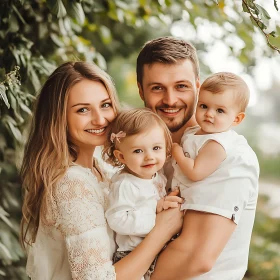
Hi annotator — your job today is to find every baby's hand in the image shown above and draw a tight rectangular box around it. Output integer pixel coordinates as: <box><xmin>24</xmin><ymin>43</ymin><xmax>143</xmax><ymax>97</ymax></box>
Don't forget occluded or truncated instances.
<box><xmin>172</xmin><ymin>143</ymin><xmax>183</xmax><ymax>159</ymax></box>
<box><xmin>156</xmin><ymin>195</ymin><xmax>184</xmax><ymax>213</ymax></box>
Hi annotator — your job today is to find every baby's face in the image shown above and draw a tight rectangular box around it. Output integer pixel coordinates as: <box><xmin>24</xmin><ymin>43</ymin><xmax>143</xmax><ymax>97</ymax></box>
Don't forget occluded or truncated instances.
<box><xmin>195</xmin><ymin>90</ymin><xmax>241</xmax><ymax>134</ymax></box>
<box><xmin>115</xmin><ymin>125</ymin><xmax>167</xmax><ymax>179</ymax></box>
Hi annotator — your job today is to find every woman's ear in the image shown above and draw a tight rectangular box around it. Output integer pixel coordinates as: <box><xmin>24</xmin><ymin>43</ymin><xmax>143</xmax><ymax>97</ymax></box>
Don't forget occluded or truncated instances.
<box><xmin>113</xmin><ymin>149</ymin><xmax>126</xmax><ymax>164</ymax></box>
<box><xmin>233</xmin><ymin>112</ymin><xmax>246</xmax><ymax>126</ymax></box>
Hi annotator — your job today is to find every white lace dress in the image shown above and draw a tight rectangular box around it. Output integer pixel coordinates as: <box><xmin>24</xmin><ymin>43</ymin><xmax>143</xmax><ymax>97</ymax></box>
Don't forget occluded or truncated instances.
<box><xmin>26</xmin><ymin>163</ymin><xmax>117</xmax><ymax>280</ymax></box>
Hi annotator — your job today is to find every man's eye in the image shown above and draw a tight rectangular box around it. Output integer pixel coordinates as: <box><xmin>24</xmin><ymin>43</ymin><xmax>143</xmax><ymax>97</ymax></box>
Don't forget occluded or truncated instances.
<box><xmin>102</xmin><ymin>102</ymin><xmax>112</xmax><ymax>108</ymax></box>
<box><xmin>217</xmin><ymin>108</ymin><xmax>224</xmax><ymax>113</ymax></box>
<box><xmin>200</xmin><ymin>104</ymin><xmax>207</xmax><ymax>109</ymax></box>
<box><xmin>133</xmin><ymin>149</ymin><xmax>143</xmax><ymax>153</ymax></box>
<box><xmin>177</xmin><ymin>84</ymin><xmax>188</xmax><ymax>89</ymax></box>
<box><xmin>151</xmin><ymin>86</ymin><xmax>163</xmax><ymax>91</ymax></box>
<box><xmin>78</xmin><ymin>108</ymin><xmax>89</xmax><ymax>113</ymax></box>
<box><xmin>153</xmin><ymin>146</ymin><xmax>161</xmax><ymax>150</ymax></box>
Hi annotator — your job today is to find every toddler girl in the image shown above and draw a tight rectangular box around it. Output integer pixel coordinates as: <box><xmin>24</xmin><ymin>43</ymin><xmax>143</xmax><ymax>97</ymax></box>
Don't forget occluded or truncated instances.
<box><xmin>103</xmin><ymin>108</ymin><xmax>183</xmax><ymax>279</ymax></box>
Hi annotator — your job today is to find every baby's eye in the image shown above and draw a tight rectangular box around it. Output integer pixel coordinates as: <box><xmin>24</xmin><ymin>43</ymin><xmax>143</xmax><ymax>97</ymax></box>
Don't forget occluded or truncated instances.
<box><xmin>153</xmin><ymin>146</ymin><xmax>161</xmax><ymax>150</ymax></box>
<box><xmin>133</xmin><ymin>149</ymin><xmax>143</xmax><ymax>153</ymax></box>
<box><xmin>217</xmin><ymin>108</ymin><xmax>224</xmax><ymax>113</ymax></box>
<box><xmin>77</xmin><ymin>107</ymin><xmax>89</xmax><ymax>113</ymax></box>
<box><xmin>199</xmin><ymin>104</ymin><xmax>207</xmax><ymax>109</ymax></box>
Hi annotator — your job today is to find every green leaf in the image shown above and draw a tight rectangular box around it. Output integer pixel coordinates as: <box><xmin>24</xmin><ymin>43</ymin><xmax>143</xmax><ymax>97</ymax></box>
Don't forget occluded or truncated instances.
<box><xmin>71</xmin><ymin>2</ymin><xmax>85</xmax><ymax>25</ymax></box>
<box><xmin>274</xmin><ymin>0</ymin><xmax>278</xmax><ymax>11</ymax></box>
<box><xmin>255</xmin><ymin>4</ymin><xmax>271</xmax><ymax>20</ymax></box>
<box><xmin>242</xmin><ymin>2</ymin><xmax>250</xmax><ymax>13</ymax></box>
<box><xmin>0</xmin><ymin>84</ymin><xmax>10</xmax><ymax>108</ymax></box>
<box><xmin>47</xmin><ymin>0</ymin><xmax>67</xmax><ymax>18</ymax></box>
<box><xmin>0</xmin><ymin>207</ymin><xmax>14</xmax><ymax>229</ymax></box>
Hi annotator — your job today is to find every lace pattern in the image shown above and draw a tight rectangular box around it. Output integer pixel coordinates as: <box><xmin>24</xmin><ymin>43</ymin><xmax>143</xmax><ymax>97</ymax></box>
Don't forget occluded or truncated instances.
<box><xmin>38</xmin><ymin>165</ymin><xmax>116</xmax><ymax>280</ymax></box>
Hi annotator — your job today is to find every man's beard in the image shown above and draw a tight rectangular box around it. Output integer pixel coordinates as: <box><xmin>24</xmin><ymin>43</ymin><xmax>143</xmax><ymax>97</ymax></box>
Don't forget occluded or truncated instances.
<box><xmin>156</xmin><ymin>104</ymin><xmax>195</xmax><ymax>133</ymax></box>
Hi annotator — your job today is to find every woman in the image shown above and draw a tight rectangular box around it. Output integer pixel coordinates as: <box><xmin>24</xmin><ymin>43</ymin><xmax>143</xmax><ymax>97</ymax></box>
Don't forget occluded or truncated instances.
<box><xmin>20</xmin><ymin>61</ymin><xmax>183</xmax><ymax>280</ymax></box>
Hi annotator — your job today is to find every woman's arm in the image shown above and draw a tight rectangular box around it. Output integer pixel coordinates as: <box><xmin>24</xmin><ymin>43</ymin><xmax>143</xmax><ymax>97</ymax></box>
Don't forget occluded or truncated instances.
<box><xmin>114</xmin><ymin>207</ymin><xmax>183</xmax><ymax>280</ymax></box>
<box><xmin>172</xmin><ymin>141</ymin><xmax>226</xmax><ymax>181</ymax></box>
<box><xmin>56</xmin><ymin>170</ymin><xmax>183</xmax><ymax>280</ymax></box>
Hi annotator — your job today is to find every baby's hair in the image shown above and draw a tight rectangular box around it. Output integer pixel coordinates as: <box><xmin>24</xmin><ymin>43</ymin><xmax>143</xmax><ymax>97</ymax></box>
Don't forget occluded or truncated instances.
<box><xmin>103</xmin><ymin>108</ymin><xmax>172</xmax><ymax>167</ymax></box>
<box><xmin>200</xmin><ymin>72</ymin><xmax>250</xmax><ymax>112</ymax></box>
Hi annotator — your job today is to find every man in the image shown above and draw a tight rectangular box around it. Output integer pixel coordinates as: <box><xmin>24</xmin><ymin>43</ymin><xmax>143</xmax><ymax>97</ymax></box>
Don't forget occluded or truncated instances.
<box><xmin>136</xmin><ymin>37</ymin><xmax>259</xmax><ymax>280</ymax></box>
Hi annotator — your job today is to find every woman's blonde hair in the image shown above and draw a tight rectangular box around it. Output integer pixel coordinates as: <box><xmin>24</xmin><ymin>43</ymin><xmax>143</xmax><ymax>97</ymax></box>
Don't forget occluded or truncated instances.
<box><xmin>103</xmin><ymin>108</ymin><xmax>172</xmax><ymax>167</ymax></box>
<box><xmin>20</xmin><ymin>61</ymin><xmax>120</xmax><ymax>248</ymax></box>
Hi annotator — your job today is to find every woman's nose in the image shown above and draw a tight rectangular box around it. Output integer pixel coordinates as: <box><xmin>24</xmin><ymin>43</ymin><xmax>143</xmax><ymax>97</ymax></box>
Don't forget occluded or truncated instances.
<box><xmin>91</xmin><ymin>111</ymin><xmax>106</xmax><ymax>126</ymax></box>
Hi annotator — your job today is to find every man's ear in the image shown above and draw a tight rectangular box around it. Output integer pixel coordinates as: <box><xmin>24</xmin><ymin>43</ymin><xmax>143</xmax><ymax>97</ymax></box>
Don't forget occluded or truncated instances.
<box><xmin>137</xmin><ymin>82</ymin><xmax>144</xmax><ymax>101</ymax></box>
<box><xmin>113</xmin><ymin>150</ymin><xmax>126</xmax><ymax>164</ymax></box>
<box><xmin>233</xmin><ymin>112</ymin><xmax>245</xmax><ymax>126</ymax></box>
<box><xmin>196</xmin><ymin>77</ymin><xmax>200</xmax><ymax>90</ymax></box>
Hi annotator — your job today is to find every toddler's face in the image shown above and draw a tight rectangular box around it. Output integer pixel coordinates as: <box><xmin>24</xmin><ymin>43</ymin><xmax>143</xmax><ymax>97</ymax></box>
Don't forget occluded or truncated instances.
<box><xmin>195</xmin><ymin>89</ymin><xmax>241</xmax><ymax>134</ymax></box>
<box><xmin>114</xmin><ymin>125</ymin><xmax>166</xmax><ymax>179</ymax></box>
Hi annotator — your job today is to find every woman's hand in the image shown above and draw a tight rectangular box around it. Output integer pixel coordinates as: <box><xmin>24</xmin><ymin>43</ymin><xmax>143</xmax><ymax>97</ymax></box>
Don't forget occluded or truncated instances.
<box><xmin>153</xmin><ymin>191</ymin><xmax>184</xmax><ymax>241</ymax></box>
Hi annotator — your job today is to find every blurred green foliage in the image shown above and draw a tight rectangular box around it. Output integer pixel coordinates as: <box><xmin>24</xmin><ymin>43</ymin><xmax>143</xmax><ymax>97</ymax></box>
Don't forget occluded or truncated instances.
<box><xmin>1</xmin><ymin>0</ymin><xmax>280</xmax><ymax>279</ymax></box>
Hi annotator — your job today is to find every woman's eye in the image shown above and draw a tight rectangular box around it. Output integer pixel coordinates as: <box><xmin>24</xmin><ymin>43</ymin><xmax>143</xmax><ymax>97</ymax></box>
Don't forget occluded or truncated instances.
<box><xmin>77</xmin><ymin>107</ymin><xmax>89</xmax><ymax>113</ymax></box>
<box><xmin>200</xmin><ymin>104</ymin><xmax>207</xmax><ymax>109</ymax></box>
<box><xmin>133</xmin><ymin>149</ymin><xmax>143</xmax><ymax>153</ymax></box>
<box><xmin>153</xmin><ymin>146</ymin><xmax>161</xmax><ymax>150</ymax></box>
<box><xmin>102</xmin><ymin>102</ymin><xmax>112</xmax><ymax>108</ymax></box>
<box><xmin>217</xmin><ymin>108</ymin><xmax>224</xmax><ymax>113</ymax></box>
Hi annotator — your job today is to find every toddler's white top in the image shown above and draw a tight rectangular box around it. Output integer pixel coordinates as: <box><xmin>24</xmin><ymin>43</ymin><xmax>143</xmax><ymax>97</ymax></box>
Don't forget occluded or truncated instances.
<box><xmin>106</xmin><ymin>172</ymin><xmax>166</xmax><ymax>252</ymax></box>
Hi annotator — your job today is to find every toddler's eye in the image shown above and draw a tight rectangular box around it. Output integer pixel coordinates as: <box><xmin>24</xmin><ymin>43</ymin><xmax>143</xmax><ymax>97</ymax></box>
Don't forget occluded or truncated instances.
<box><xmin>133</xmin><ymin>149</ymin><xmax>143</xmax><ymax>153</ymax></box>
<box><xmin>153</xmin><ymin>146</ymin><xmax>161</xmax><ymax>150</ymax></box>
<box><xmin>200</xmin><ymin>104</ymin><xmax>207</xmax><ymax>109</ymax></box>
<box><xmin>217</xmin><ymin>108</ymin><xmax>224</xmax><ymax>113</ymax></box>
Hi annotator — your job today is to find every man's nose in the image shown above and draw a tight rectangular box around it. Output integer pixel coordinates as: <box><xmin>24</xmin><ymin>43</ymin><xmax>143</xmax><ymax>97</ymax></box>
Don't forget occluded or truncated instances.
<box><xmin>162</xmin><ymin>89</ymin><xmax>177</xmax><ymax>106</ymax></box>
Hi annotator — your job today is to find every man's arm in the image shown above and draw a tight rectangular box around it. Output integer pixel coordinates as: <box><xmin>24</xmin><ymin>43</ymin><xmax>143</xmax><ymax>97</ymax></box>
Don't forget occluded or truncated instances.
<box><xmin>151</xmin><ymin>210</ymin><xmax>236</xmax><ymax>280</ymax></box>
<box><xmin>172</xmin><ymin>141</ymin><xmax>226</xmax><ymax>181</ymax></box>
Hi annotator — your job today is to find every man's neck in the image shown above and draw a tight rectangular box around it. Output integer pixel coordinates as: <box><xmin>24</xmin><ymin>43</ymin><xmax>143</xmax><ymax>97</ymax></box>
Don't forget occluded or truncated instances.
<box><xmin>172</xmin><ymin>115</ymin><xmax>198</xmax><ymax>144</ymax></box>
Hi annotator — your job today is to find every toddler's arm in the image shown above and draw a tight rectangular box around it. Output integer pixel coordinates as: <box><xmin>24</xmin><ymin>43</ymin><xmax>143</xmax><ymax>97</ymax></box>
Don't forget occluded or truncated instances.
<box><xmin>172</xmin><ymin>141</ymin><xmax>226</xmax><ymax>182</ymax></box>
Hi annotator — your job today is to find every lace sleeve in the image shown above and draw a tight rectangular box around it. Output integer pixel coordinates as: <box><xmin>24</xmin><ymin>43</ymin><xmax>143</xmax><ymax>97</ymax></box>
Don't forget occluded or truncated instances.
<box><xmin>53</xmin><ymin>168</ymin><xmax>116</xmax><ymax>280</ymax></box>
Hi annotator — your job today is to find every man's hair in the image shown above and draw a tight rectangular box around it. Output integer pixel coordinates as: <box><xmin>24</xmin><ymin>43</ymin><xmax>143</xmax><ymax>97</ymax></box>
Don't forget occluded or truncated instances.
<box><xmin>103</xmin><ymin>108</ymin><xmax>172</xmax><ymax>167</ymax></box>
<box><xmin>136</xmin><ymin>36</ymin><xmax>199</xmax><ymax>87</ymax></box>
<box><xmin>200</xmin><ymin>72</ymin><xmax>250</xmax><ymax>112</ymax></box>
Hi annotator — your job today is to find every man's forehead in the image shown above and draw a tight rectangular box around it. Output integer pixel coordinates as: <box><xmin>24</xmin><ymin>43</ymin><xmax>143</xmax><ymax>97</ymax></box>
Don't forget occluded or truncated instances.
<box><xmin>142</xmin><ymin>61</ymin><xmax>197</xmax><ymax>84</ymax></box>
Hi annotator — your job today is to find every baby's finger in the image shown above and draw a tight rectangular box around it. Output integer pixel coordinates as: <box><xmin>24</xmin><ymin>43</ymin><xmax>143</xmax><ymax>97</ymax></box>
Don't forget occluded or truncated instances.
<box><xmin>163</xmin><ymin>201</ymin><xmax>179</xmax><ymax>210</ymax></box>
<box><xmin>165</xmin><ymin>196</ymin><xmax>184</xmax><ymax>204</ymax></box>
<box><xmin>168</xmin><ymin>189</ymin><xmax>180</xmax><ymax>196</ymax></box>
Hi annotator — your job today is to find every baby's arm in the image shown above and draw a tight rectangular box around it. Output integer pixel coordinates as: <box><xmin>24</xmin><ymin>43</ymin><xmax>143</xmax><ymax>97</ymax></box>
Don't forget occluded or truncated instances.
<box><xmin>172</xmin><ymin>141</ymin><xmax>226</xmax><ymax>181</ymax></box>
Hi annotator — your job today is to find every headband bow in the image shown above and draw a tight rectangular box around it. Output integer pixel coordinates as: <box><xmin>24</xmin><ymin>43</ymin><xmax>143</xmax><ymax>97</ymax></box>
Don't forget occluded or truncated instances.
<box><xmin>110</xmin><ymin>131</ymin><xmax>126</xmax><ymax>143</ymax></box>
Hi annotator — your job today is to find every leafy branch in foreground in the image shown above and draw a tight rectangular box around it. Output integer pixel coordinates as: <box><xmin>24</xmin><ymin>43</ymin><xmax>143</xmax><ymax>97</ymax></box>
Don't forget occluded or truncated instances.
<box><xmin>0</xmin><ymin>66</ymin><xmax>21</xmax><ymax>109</ymax></box>
<box><xmin>242</xmin><ymin>0</ymin><xmax>280</xmax><ymax>53</ymax></box>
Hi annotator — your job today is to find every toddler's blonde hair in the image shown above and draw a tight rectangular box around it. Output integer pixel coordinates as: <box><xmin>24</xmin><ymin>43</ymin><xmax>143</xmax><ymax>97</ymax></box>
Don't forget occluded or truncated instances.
<box><xmin>103</xmin><ymin>108</ymin><xmax>172</xmax><ymax>167</ymax></box>
<box><xmin>200</xmin><ymin>72</ymin><xmax>250</xmax><ymax>112</ymax></box>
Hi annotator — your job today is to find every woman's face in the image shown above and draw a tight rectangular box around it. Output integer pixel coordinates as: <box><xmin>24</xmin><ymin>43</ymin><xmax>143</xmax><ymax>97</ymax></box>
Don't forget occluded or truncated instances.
<box><xmin>67</xmin><ymin>79</ymin><xmax>116</xmax><ymax>150</ymax></box>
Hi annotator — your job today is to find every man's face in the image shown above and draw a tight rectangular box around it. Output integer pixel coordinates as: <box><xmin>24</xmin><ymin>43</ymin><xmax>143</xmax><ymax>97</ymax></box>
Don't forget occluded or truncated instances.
<box><xmin>138</xmin><ymin>60</ymin><xmax>200</xmax><ymax>133</ymax></box>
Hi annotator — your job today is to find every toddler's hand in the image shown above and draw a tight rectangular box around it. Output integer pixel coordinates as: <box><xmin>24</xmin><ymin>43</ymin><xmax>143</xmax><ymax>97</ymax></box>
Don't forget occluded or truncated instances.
<box><xmin>156</xmin><ymin>194</ymin><xmax>184</xmax><ymax>213</ymax></box>
<box><xmin>172</xmin><ymin>143</ymin><xmax>183</xmax><ymax>159</ymax></box>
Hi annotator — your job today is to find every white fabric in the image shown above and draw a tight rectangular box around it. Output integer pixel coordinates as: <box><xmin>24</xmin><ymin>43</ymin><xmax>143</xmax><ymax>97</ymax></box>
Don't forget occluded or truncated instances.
<box><xmin>172</xmin><ymin>128</ymin><xmax>259</xmax><ymax>280</ymax></box>
<box><xmin>106</xmin><ymin>172</ymin><xmax>166</xmax><ymax>252</ymax></box>
<box><xmin>26</xmin><ymin>163</ymin><xmax>117</xmax><ymax>280</ymax></box>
